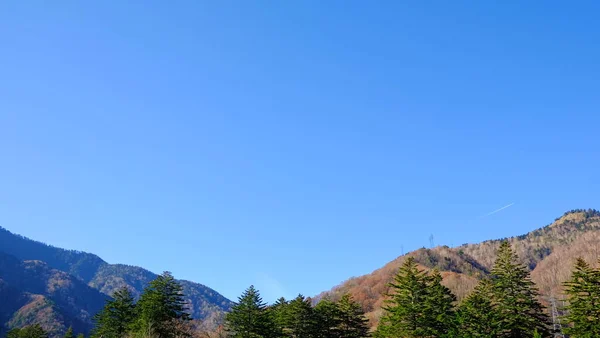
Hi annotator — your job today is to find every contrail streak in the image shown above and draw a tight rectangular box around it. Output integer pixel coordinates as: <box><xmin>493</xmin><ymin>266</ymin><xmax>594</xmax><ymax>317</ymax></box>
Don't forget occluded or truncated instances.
<box><xmin>484</xmin><ymin>202</ymin><xmax>515</xmax><ymax>217</ymax></box>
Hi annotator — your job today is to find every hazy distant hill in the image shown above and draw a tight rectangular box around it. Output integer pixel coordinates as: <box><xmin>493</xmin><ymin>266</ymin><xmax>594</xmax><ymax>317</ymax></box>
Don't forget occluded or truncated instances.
<box><xmin>317</xmin><ymin>209</ymin><xmax>600</xmax><ymax>327</ymax></box>
<box><xmin>0</xmin><ymin>227</ymin><xmax>233</xmax><ymax>335</ymax></box>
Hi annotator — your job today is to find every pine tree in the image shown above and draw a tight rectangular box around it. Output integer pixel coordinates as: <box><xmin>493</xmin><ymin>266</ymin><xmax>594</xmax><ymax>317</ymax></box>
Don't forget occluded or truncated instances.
<box><xmin>336</xmin><ymin>294</ymin><xmax>370</xmax><ymax>338</ymax></box>
<box><xmin>457</xmin><ymin>279</ymin><xmax>498</xmax><ymax>337</ymax></box>
<box><xmin>491</xmin><ymin>241</ymin><xmax>551</xmax><ymax>337</ymax></box>
<box><xmin>314</xmin><ymin>298</ymin><xmax>342</xmax><ymax>338</ymax></box>
<box><xmin>271</xmin><ymin>297</ymin><xmax>289</xmax><ymax>337</ymax></box>
<box><xmin>563</xmin><ymin>257</ymin><xmax>600</xmax><ymax>337</ymax></box>
<box><xmin>6</xmin><ymin>325</ymin><xmax>48</xmax><ymax>338</ymax></box>
<box><xmin>133</xmin><ymin>272</ymin><xmax>191</xmax><ymax>338</ymax></box>
<box><xmin>76</xmin><ymin>334</ymin><xmax>84</xmax><ymax>338</ymax></box>
<box><xmin>64</xmin><ymin>327</ymin><xmax>74</xmax><ymax>338</ymax></box>
<box><xmin>374</xmin><ymin>257</ymin><xmax>433</xmax><ymax>338</ymax></box>
<box><xmin>92</xmin><ymin>287</ymin><xmax>137</xmax><ymax>338</ymax></box>
<box><xmin>285</xmin><ymin>295</ymin><xmax>317</xmax><ymax>338</ymax></box>
<box><xmin>424</xmin><ymin>270</ymin><xmax>456</xmax><ymax>337</ymax></box>
<box><xmin>225</xmin><ymin>285</ymin><xmax>276</xmax><ymax>338</ymax></box>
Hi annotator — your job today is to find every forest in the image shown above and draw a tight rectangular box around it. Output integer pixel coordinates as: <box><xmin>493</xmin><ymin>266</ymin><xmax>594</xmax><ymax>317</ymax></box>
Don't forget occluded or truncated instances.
<box><xmin>5</xmin><ymin>241</ymin><xmax>600</xmax><ymax>338</ymax></box>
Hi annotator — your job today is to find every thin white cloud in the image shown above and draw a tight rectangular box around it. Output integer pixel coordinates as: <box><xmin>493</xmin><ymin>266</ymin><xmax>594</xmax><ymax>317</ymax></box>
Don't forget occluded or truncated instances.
<box><xmin>255</xmin><ymin>273</ymin><xmax>290</xmax><ymax>303</ymax></box>
<box><xmin>483</xmin><ymin>202</ymin><xmax>515</xmax><ymax>217</ymax></box>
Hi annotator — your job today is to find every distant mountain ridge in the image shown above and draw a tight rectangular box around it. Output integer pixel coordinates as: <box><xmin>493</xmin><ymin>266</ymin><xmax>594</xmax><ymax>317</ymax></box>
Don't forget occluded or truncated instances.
<box><xmin>317</xmin><ymin>209</ymin><xmax>600</xmax><ymax>327</ymax></box>
<box><xmin>0</xmin><ymin>227</ymin><xmax>233</xmax><ymax>336</ymax></box>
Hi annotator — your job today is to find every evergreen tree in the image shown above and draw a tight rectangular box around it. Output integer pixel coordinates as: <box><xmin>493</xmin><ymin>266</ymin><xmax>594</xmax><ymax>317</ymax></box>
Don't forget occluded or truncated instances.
<box><xmin>424</xmin><ymin>270</ymin><xmax>456</xmax><ymax>337</ymax></box>
<box><xmin>374</xmin><ymin>257</ymin><xmax>433</xmax><ymax>338</ymax></box>
<box><xmin>271</xmin><ymin>297</ymin><xmax>289</xmax><ymax>337</ymax></box>
<box><xmin>6</xmin><ymin>325</ymin><xmax>48</xmax><ymax>338</ymax></box>
<box><xmin>92</xmin><ymin>287</ymin><xmax>137</xmax><ymax>338</ymax></box>
<box><xmin>563</xmin><ymin>257</ymin><xmax>600</xmax><ymax>337</ymax></box>
<box><xmin>457</xmin><ymin>279</ymin><xmax>498</xmax><ymax>337</ymax></box>
<box><xmin>133</xmin><ymin>272</ymin><xmax>191</xmax><ymax>338</ymax></box>
<box><xmin>269</xmin><ymin>297</ymin><xmax>289</xmax><ymax>337</ymax></box>
<box><xmin>491</xmin><ymin>241</ymin><xmax>551</xmax><ymax>337</ymax></box>
<box><xmin>336</xmin><ymin>294</ymin><xmax>370</xmax><ymax>338</ymax></box>
<box><xmin>225</xmin><ymin>285</ymin><xmax>275</xmax><ymax>338</ymax></box>
<box><xmin>314</xmin><ymin>298</ymin><xmax>341</xmax><ymax>338</ymax></box>
<box><xmin>285</xmin><ymin>295</ymin><xmax>317</xmax><ymax>338</ymax></box>
<box><xmin>76</xmin><ymin>334</ymin><xmax>84</xmax><ymax>338</ymax></box>
<box><xmin>64</xmin><ymin>327</ymin><xmax>74</xmax><ymax>338</ymax></box>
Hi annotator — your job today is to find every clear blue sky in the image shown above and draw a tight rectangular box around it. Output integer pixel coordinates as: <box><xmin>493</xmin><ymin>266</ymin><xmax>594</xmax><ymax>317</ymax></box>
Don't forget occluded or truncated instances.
<box><xmin>1</xmin><ymin>1</ymin><xmax>599</xmax><ymax>303</ymax></box>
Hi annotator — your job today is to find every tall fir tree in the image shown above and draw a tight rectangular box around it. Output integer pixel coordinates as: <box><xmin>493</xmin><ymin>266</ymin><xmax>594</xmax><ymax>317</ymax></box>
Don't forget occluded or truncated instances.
<box><xmin>92</xmin><ymin>287</ymin><xmax>137</xmax><ymax>338</ymax></box>
<box><xmin>336</xmin><ymin>294</ymin><xmax>370</xmax><ymax>338</ymax></box>
<box><xmin>225</xmin><ymin>285</ymin><xmax>275</xmax><ymax>338</ymax></box>
<box><xmin>423</xmin><ymin>270</ymin><xmax>456</xmax><ymax>337</ymax></box>
<box><xmin>270</xmin><ymin>297</ymin><xmax>289</xmax><ymax>337</ymax></box>
<box><xmin>374</xmin><ymin>257</ymin><xmax>434</xmax><ymax>338</ymax></box>
<box><xmin>285</xmin><ymin>295</ymin><xmax>317</xmax><ymax>338</ymax></box>
<box><xmin>314</xmin><ymin>298</ymin><xmax>342</xmax><ymax>338</ymax></box>
<box><xmin>457</xmin><ymin>278</ymin><xmax>498</xmax><ymax>337</ymax></box>
<box><xmin>491</xmin><ymin>241</ymin><xmax>551</xmax><ymax>337</ymax></box>
<box><xmin>562</xmin><ymin>257</ymin><xmax>600</xmax><ymax>337</ymax></box>
<box><xmin>132</xmin><ymin>272</ymin><xmax>191</xmax><ymax>338</ymax></box>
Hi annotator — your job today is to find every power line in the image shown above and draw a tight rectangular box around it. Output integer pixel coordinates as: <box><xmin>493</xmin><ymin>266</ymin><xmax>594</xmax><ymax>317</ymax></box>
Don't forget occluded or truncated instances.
<box><xmin>550</xmin><ymin>296</ymin><xmax>564</xmax><ymax>338</ymax></box>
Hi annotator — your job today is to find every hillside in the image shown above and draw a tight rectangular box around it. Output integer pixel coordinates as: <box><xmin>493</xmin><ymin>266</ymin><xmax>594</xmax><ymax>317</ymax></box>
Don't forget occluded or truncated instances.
<box><xmin>0</xmin><ymin>251</ymin><xmax>108</xmax><ymax>337</ymax></box>
<box><xmin>0</xmin><ymin>227</ymin><xmax>232</xmax><ymax>335</ymax></box>
<box><xmin>317</xmin><ymin>209</ymin><xmax>600</xmax><ymax>327</ymax></box>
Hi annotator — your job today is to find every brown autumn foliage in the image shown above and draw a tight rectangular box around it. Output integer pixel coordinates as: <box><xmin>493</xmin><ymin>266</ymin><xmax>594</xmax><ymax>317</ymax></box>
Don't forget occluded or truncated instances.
<box><xmin>317</xmin><ymin>209</ymin><xmax>600</xmax><ymax>328</ymax></box>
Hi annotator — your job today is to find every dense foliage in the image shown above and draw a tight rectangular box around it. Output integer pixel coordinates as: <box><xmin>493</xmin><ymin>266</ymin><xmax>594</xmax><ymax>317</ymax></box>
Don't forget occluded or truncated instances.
<box><xmin>6</xmin><ymin>325</ymin><xmax>48</xmax><ymax>338</ymax></box>
<box><xmin>92</xmin><ymin>288</ymin><xmax>136</xmax><ymax>338</ymax></box>
<box><xmin>374</xmin><ymin>257</ymin><xmax>456</xmax><ymax>337</ymax></box>
<box><xmin>562</xmin><ymin>257</ymin><xmax>600</xmax><ymax>337</ymax></box>
<box><xmin>92</xmin><ymin>272</ymin><xmax>192</xmax><ymax>338</ymax></box>
<box><xmin>225</xmin><ymin>287</ymin><xmax>370</xmax><ymax>338</ymax></box>
<box><xmin>375</xmin><ymin>242</ymin><xmax>552</xmax><ymax>337</ymax></box>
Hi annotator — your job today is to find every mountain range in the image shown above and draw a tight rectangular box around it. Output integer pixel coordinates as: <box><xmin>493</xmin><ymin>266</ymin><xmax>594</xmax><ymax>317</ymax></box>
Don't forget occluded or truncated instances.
<box><xmin>2</xmin><ymin>209</ymin><xmax>599</xmax><ymax>335</ymax></box>
<box><xmin>0</xmin><ymin>227</ymin><xmax>232</xmax><ymax>337</ymax></box>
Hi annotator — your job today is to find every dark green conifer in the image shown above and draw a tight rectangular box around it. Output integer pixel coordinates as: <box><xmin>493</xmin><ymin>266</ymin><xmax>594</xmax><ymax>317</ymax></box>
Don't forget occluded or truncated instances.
<box><xmin>457</xmin><ymin>279</ymin><xmax>498</xmax><ymax>337</ymax></box>
<box><xmin>285</xmin><ymin>295</ymin><xmax>317</xmax><ymax>338</ymax></box>
<box><xmin>563</xmin><ymin>257</ymin><xmax>600</xmax><ymax>337</ymax></box>
<box><xmin>491</xmin><ymin>241</ymin><xmax>551</xmax><ymax>337</ymax></box>
<box><xmin>225</xmin><ymin>285</ymin><xmax>276</xmax><ymax>338</ymax></box>
<box><xmin>133</xmin><ymin>272</ymin><xmax>191</xmax><ymax>338</ymax></box>
<box><xmin>92</xmin><ymin>287</ymin><xmax>137</xmax><ymax>338</ymax></box>
<box><xmin>336</xmin><ymin>294</ymin><xmax>370</xmax><ymax>338</ymax></box>
<box><xmin>374</xmin><ymin>257</ymin><xmax>434</xmax><ymax>338</ymax></box>
<box><xmin>424</xmin><ymin>270</ymin><xmax>456</xmax><ymax>337</ymax></box>
<box><xmin>270</xmin><ymin>297</ymin><xmax>289</xmax><ymax>337</ymax></box>
<box><xmin>314</xmin><ymin>298</ymin><xmax>342</xmax><ymax>338</ymax></box>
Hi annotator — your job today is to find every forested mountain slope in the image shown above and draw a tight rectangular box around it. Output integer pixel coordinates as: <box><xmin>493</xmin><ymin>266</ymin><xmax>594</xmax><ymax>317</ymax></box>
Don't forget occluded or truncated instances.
<box><xmin>317</xmin><ymin>209</ymin><xmax>600</xmax><ymax>327</ymax></box>
<box><xmin>0</xmin><ymin>251</ymin><xmax>108</xmax><ymax>337</ymax></box>
<box><xmin>0</xmin><ymin>227</ymin><xmax>232</xmax><ymax>335</ymax></box>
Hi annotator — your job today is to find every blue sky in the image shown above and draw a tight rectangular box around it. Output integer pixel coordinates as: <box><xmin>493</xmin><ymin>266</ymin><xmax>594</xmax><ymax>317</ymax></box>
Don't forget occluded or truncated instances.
<box><xmin>1</xmin><ymin>1</ymin><xmax>599</xmax><ymax>303</ymax></box>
